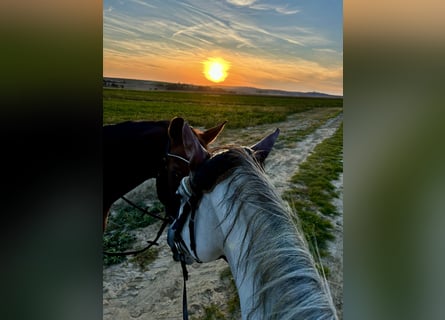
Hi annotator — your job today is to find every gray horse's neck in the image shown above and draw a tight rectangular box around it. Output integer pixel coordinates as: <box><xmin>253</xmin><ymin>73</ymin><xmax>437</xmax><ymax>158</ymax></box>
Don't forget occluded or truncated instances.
<box><xmin>210</xmin><ymin>175</ymin><xmax>338</xmax><ymax>320</ymax></box>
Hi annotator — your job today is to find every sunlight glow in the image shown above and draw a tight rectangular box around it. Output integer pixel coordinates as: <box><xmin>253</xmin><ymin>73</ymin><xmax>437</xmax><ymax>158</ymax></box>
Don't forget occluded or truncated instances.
<box><xmin>203</xmin><ymin>57</ymin><xmax>230</xmax><ymax>83</ymax></box>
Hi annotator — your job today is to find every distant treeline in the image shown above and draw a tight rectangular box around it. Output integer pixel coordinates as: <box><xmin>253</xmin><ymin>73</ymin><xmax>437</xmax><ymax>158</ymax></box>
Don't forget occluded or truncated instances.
<box><xmin>164</xmin><ymin>82</ymin><xmax>227</xmax><ymax>93</ymax></box>
<box><xmin>103</xmin><ymin>78</ymin><xmax>228</xmax><ymax>93</ymax></box>
<box><xmin>103</xmin><ymin>79</ymin><xmax>124</xmax><ymax>88</ymax></box>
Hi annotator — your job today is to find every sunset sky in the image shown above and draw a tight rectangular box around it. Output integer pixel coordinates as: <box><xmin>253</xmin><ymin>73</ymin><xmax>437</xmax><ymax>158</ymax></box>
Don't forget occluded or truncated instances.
<box><xmin>103</xmin><ymin>0</ymin><xmax>343</xmax><ymax>95</ymax></box>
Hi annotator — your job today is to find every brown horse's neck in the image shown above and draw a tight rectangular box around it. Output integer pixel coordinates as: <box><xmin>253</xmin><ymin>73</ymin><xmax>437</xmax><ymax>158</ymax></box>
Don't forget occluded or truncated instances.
<box><xmin>103</xmin><ymin>120</ymin><xmax>170</xmax><ymax>216</ymax></box>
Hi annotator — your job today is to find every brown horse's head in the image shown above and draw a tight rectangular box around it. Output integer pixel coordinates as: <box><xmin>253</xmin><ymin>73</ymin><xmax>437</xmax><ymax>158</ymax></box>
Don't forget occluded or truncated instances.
<box><xmin>156</xmin><ymin>117</ymin><xmax>226</xmax><ymax>221</ymax></box>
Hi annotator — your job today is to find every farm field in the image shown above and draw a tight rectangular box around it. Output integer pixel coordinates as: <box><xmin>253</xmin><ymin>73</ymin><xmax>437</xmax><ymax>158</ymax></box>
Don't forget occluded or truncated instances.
<box><xmin>103</xmin><ymin>89</ymin><xmax>343</xmax><ymax>319</ymax></box>
<box><xmin>103</xmin><ymin>88</ymin><xmax>342</xmax><ymax>128</ymax></box>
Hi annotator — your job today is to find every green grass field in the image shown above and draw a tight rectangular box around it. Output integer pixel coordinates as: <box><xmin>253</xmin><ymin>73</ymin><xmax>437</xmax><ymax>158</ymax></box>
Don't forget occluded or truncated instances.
<box><xmin>103</xmin><ymin>88</ymin><xmax>343</xmax><ymax>128</ymax></box>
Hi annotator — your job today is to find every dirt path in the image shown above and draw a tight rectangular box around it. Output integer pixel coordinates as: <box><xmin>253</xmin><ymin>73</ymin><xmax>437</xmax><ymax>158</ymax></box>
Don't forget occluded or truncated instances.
<box><xmin>103</xmin><ymin>108</ymin><xmax>343</xmax><ymax>319</ymax></box>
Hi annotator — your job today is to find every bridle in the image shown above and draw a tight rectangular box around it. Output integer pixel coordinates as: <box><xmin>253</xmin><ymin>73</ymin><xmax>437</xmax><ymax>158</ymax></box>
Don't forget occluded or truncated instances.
<box><xmin>167</xmin><ymin>148</ymin><xmax>248</xmax><ymax>320</ymax></box>
<box><xmin>167</xmin><ymin>176</ymin><xmax>202</xmax><ymax>265</ymax></box>
<box><xmin>165</xmin><ymin>135</ymin><xmax>202</xmax><ymax>265</ymax></box>
<box><xmin>167</xmin><ymin>147</ymin><xmax>251</xmax><ymax>264</ymax></box>
<box><xmin>166</xmin><ymin>152</ymin><xmax>190</xmax><ymax>164</ymax></box>
<box><xmin>167</xmin><ymin>176</ymin><xmax>203</xmax><ymax>320</ymax></box>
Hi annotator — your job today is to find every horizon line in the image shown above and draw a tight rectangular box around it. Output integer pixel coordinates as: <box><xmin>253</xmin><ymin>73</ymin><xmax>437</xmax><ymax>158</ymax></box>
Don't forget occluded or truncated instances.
<box><xmin>103</xmin><ymin>75</ymin><xmax>343</xmax><ymax>97</ymax></box>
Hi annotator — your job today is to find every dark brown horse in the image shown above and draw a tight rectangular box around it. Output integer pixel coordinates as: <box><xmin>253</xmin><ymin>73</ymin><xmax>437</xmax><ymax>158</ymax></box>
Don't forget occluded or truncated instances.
<box><xmin>103</xmin><ymin>117</ymin><xmax>226</xmax><ymax>231</ymax></box>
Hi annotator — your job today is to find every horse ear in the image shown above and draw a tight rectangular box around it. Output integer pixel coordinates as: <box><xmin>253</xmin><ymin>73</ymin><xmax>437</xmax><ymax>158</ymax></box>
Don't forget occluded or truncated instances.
<box><xmin>183</xmin><ymin>122</ymin><xmax>210</xmax><ymax>169</ymax></box>
<box><xmin>251</xmin><ymin>128</ymin><xmax>280</xmax><ymax>163</ymax></box>
<box><xmin>198</xmin><ymin>120</ymin><xmax>227</xmax><ymax>145</ymax></box>
<box><xmin>168</xmin><ymin>117</ymin><xmax>185</xmax><ymax>144</ymax></box>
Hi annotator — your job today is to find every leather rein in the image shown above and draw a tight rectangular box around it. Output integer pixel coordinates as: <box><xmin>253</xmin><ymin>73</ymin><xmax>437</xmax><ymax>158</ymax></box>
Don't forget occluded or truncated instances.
<box><xmin>103</xmin><ymin>151</ymin><xmax>189</xmax><ymax>257</ymax></box>
<box><xmin>103</xmin><ymin>141</ymin><xmax>198</xmax><ymax>320</ymax></box>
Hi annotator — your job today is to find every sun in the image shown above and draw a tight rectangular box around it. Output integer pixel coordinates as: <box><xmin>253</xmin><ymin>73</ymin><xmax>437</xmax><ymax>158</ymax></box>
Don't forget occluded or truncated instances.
<box><xmin>203</xmin><ymin>58</ymin><xmax>230</xmax><ymax>83</ymax></box>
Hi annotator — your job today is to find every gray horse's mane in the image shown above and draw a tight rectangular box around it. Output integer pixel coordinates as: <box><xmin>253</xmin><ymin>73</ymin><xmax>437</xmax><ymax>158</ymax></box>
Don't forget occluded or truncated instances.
<box><xmin>214</xmin><ymin>147</ymin><xmax>337</xmax><ymax>320</ymax></box>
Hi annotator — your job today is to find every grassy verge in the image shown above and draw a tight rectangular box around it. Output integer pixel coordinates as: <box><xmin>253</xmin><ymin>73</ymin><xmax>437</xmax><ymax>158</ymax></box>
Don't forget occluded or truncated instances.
<box><xmin>103</xmin><ymin>88</ymin><xmax>343</xmax><ymax>128</ymax></box>
<box><xmin>283</xmin><ymin>123</ymin><xmax>343</xmax><ymax>261</ymax></box>
<box><xmin>103</xmin><ymin>200</ymin><xmax>164</xmax><ymax>266</ymax></box>
<box><xmin>279</xmin><ymin>108</ymin><xmax>342</xmax><ymax>148</ymax></box>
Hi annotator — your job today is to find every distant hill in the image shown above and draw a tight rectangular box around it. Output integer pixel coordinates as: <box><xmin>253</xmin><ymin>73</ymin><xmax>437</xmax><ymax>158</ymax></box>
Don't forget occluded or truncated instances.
<box><xmin>217</xmin><ymin>85</ymin><xmax>342</xmax><ymax>98</ymax></box>
<box><xmin>103</xmin><ymin>77</ymin><xmax>342</xmax><ymax>98</ymax></box>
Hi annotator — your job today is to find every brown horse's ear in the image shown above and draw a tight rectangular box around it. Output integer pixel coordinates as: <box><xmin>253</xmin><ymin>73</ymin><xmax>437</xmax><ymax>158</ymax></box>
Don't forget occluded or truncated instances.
<box><xmin>251</xmin><ymin>128</ymin><xmax>280</xmax><ymax>164</ymax></box>
<box><xmin>168</xmin><ymin>117</ymin><xmax>185</xmax><ymax>144</ymax></box>
<box><xmin>197</xmin><ymin>120</ymin><xmax>227</xmax><ymax>146</ymax></box>
<box><xmin>183</xmin><ymin>122</ymin><xmax>209</xmax><ymax>170</ymax></box>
